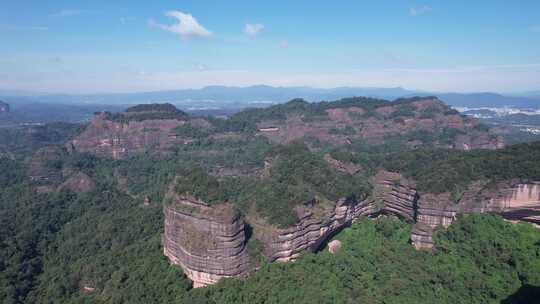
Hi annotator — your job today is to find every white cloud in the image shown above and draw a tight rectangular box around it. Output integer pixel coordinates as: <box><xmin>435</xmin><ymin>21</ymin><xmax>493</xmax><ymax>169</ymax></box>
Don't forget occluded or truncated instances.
<box><xmin>409</xmin><ymin>6</ymin><xmax>432</xmax><ymax>16</ymax></box>
<box><xmin>151</xmin><ymin>10</ymin><xmax>212</xmax><ymax>40</ymax></box>
<box><xmin>50</xmin><ymin>9</ymin><xmax>84</xmax><ymax>17</ymax></box>
<box><xmin>244</xmin><ymin>23</ymin><xmax>264</xmax><ymax>37</ymax></box>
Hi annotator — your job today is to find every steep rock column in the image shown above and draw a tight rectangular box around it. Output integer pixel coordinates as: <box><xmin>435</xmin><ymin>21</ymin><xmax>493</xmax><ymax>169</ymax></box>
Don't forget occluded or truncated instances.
<box><xmin>411</xmin><ymin>192</ymin><xmax>457</xmax><ymax>250</ymax></box>
<box><xmin>372</xmin><ymin>171</ymin><xmax>418</xmax><ymax>222</ymax></box>
<box><xmin>162</xmin><ymin>197</ymin><xmax>250</xmax><ymax>288</ymax></box>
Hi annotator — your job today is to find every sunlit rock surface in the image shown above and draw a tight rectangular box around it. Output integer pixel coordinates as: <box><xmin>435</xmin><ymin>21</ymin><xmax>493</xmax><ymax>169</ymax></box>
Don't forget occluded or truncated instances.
<box><xmin>162</xmin><ymin>193</ymin><xmax>250</xmax><ymax>288</ymax></box>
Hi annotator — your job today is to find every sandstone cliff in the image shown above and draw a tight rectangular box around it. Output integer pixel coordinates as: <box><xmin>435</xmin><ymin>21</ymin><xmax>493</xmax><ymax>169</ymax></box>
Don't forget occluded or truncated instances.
<box><xmin>163</xmin><ymin>164</ymin><xmax>539</xmax><ymax>287</ymax></box>
<box><xmin>372</xmin><ymin>171</ymin><xmax>540</xmax><ymax>249</ymax></box>
<box><xmin>249</xmin><ymin>197</ymin><xmax>375</xmax><ymax>262</ymax></box>
<box><xmin>69</xmin><ymin>112</ymin><xmax>187</xmax><ymax>159</ymax></box>
<box><xmin>412</xmin><ymin>181</ymin><xmax>540</xmax><ymax>249</ymax></box>
<box><xmin>255</xmin><ymin>97</ymin><xmax>503</xmax><ymax>150</ymax></box>
<box><xmin>162</xmin><ymin>190</ymin><xmax>250</xmax><ymax>288</ymax></box>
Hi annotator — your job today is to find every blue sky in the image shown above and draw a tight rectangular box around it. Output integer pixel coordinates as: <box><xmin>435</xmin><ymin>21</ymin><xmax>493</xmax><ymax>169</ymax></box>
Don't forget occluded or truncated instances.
<box><xmin>1</xmin><ymin>0</ymin><xmax>539</xmax><ymax>93</ymax></box>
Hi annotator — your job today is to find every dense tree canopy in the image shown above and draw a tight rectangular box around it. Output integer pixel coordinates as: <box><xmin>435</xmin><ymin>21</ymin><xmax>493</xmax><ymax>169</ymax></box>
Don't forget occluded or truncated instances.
<box><xmin>182</xmin><ymin>215</ymin><xmax>540</xmax><ymax>304</ymax></box>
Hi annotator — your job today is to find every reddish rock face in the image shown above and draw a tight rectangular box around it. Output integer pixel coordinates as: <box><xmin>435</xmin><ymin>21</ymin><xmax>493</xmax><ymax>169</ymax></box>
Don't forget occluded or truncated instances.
<box><xmin>250</xmin><ymin>198</ymin><xmax>376</xmax><ymax>262</ymax></box>
<box><xmin>371</xmin><ymin>173</ymin><xmax>540</xmax><ymax>250</ymax></box>
<box><xmin>69</xmin><ymin>113</ymin><xmax>188</xmax><ymax>159</ymax></box>
<box><xmin>162</xmin><ymin>191</ymin><xmax>250</xmax><ymax>288</ymax></box>
<box><xmin>161</xmin><ymin>168</ymin><xmax>540</xmax><ymax>287</ymax></box>
<box><xmin>256</xmin><ymin>97</ymin><xmax>502</xmax><ymax>150</ymax></box>
<box><xmin>328</xmin><ymin>240</ymin><xmax>342</xmax><ymax>254</ymax></box>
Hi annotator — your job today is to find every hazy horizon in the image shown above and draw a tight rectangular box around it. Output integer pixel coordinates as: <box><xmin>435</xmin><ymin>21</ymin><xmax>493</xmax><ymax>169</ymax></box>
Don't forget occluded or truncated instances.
<box><xmin>1</xmin><ymin>1</ymin><xmax>540</xmax><ymax>94</ymax></box>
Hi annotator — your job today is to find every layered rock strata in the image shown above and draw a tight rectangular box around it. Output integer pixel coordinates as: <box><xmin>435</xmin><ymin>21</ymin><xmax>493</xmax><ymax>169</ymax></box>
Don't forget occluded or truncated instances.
<box><xmin>250</xmin><ymin>197</ymin><xmax>376</xmax><ymax>262</ymax></box>
<box><xmin>163</xmin><ymin>168</ymin><xmax>540</xmax><ymax>287</ymax></box>
<box><xmin>411</xmin><ymin>182</ymin><xmax>540</xmax><ymax>249</ymax></box>
<box><xmin>367</xmin><ymin>171</ymin><xmax>540</xmax><ymax>249</ymax></box>
<box><xmin>255</xmin><ymin>97</ymin><xmax>503</xmax><ymax>150</ymax></box>
<box><xmin>162</xmin><ymin>195</ymin><xmax>250</xmax><ymax>288</ymax></box>
<box><xmin>69</xmin><ymin>112</ymin><xmax>187</xmax><ymax>159</ymax></box>
<box><xmin>371</xmin><ymin>171</ymin><xmax>418</xmax><ymax>222</ymax></box>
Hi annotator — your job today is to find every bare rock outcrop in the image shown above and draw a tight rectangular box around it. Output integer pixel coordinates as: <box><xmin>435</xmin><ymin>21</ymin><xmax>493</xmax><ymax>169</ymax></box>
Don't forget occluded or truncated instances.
<box><xmin>250</xmin><ymin>198</ymin><xmax>375</xmax><ymax>262</ymax></box>
<box><xmin>371</xmin><ymin>171</ymin><xmax>418</xmax><ymax>222</ymax></box>
<box><xmin>413</xmin><ymin>181</ymin><xmax>540</xmax><ymax>249</ymax></box>
<box><xmin>256</xmin><ymin>97</ymin><xmax>502</xmax><ymax>150</ymax></box>
<box><xmin>69</xmin><ymin>113</ymin><xmax>186</xmax><ymax>159</ymax></box>
<box><xmin>162</xmin><ymin>166</ymin><xmax>539</xmax><ymax>287</ymax></box>
<box><xmin>162</xmin><ymin>194</ymin><xmax>250</xmax><ymax>288</ymax></box>
<box><xmin>368</xmin><ymin>171</ymin><xmax>540</xmax><ymax>249</ymax></box>
<box><xmin>328</xmin><ymin>240</ymin><xmax>342</xmax><ymax>254</ymax></box>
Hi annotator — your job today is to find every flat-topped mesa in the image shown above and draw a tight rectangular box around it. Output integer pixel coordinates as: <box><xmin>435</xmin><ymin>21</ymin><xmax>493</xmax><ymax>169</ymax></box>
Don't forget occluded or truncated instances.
<box><xmin>250</xmin><ymin>197</ymin><xmax>376</xmax><ymax>262</ymax></box>
<box><xmin>246</xmin><ymin>96</ymin><xmax>503</xmax><ymax>150</ymax></box>
<box><xmin>162</xmin><ymin>190</ymin><xmax>250</xmax><ymax>288</ymax></box>
<box><xmin>68</xmin><ymin>103</ymin><xmax>196</xmax><ymax>159</ymax></box>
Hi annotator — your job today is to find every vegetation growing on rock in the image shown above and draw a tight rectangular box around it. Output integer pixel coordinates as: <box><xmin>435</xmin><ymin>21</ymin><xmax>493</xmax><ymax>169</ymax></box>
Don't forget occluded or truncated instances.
<box><xmin>172</xmin><ymin>142</ymin><xmax>371</xmax><ymax>227</ymax></box>
<box><xmin>182</xmin><ymin>215</ymin><xmax>540</xmax><ymax>303</ymax></box>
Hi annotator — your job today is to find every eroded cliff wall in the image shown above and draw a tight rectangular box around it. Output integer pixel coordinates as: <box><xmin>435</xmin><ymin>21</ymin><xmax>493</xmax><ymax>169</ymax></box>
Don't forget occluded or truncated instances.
<box><xmin>69</xmin><ymin>113</ymin><xmax>186</xmax><ymax>159</ymax></box>
<box><xmin>162</xmin><ymin>195</ymin><xmax>250</xmax><ymax>288</ymax></box>
<box><xmin>365</xmin><ymin>171</ymin><xmax>540</xmax><ymax>250</ymax></box>
<box><xmin>411</xmin><ymin>182</ymin><xmax>540</xmax><ymax>249</ymax></box>
<box><xmin>162</xmin><ymin>169</ymin><xmax>540</xmax><ymax>287</ymax></box>
<box><xmin>250</xmin><ymin>197</ymin><xmax>376</xmax><ymax>262</ymax></box>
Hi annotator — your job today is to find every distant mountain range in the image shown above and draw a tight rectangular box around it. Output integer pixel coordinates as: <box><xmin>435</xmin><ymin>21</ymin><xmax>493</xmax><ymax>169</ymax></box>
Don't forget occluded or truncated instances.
<box><xmin>1</xmin><ymin>85</ymin><xmax>539</xmax><ymax>110</ymax></box>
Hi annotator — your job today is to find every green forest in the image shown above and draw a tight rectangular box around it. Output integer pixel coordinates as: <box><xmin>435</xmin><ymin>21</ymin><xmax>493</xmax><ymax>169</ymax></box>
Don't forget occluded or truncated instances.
<box><xmin>2</xmin><ymin>162</ymin><xmax>538</xmax><ymax>304</ymax></box>
<box><xmin>2</xmin><ymin>101</ymin><xmax>540</xmax><ymax>303</ymax></box>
